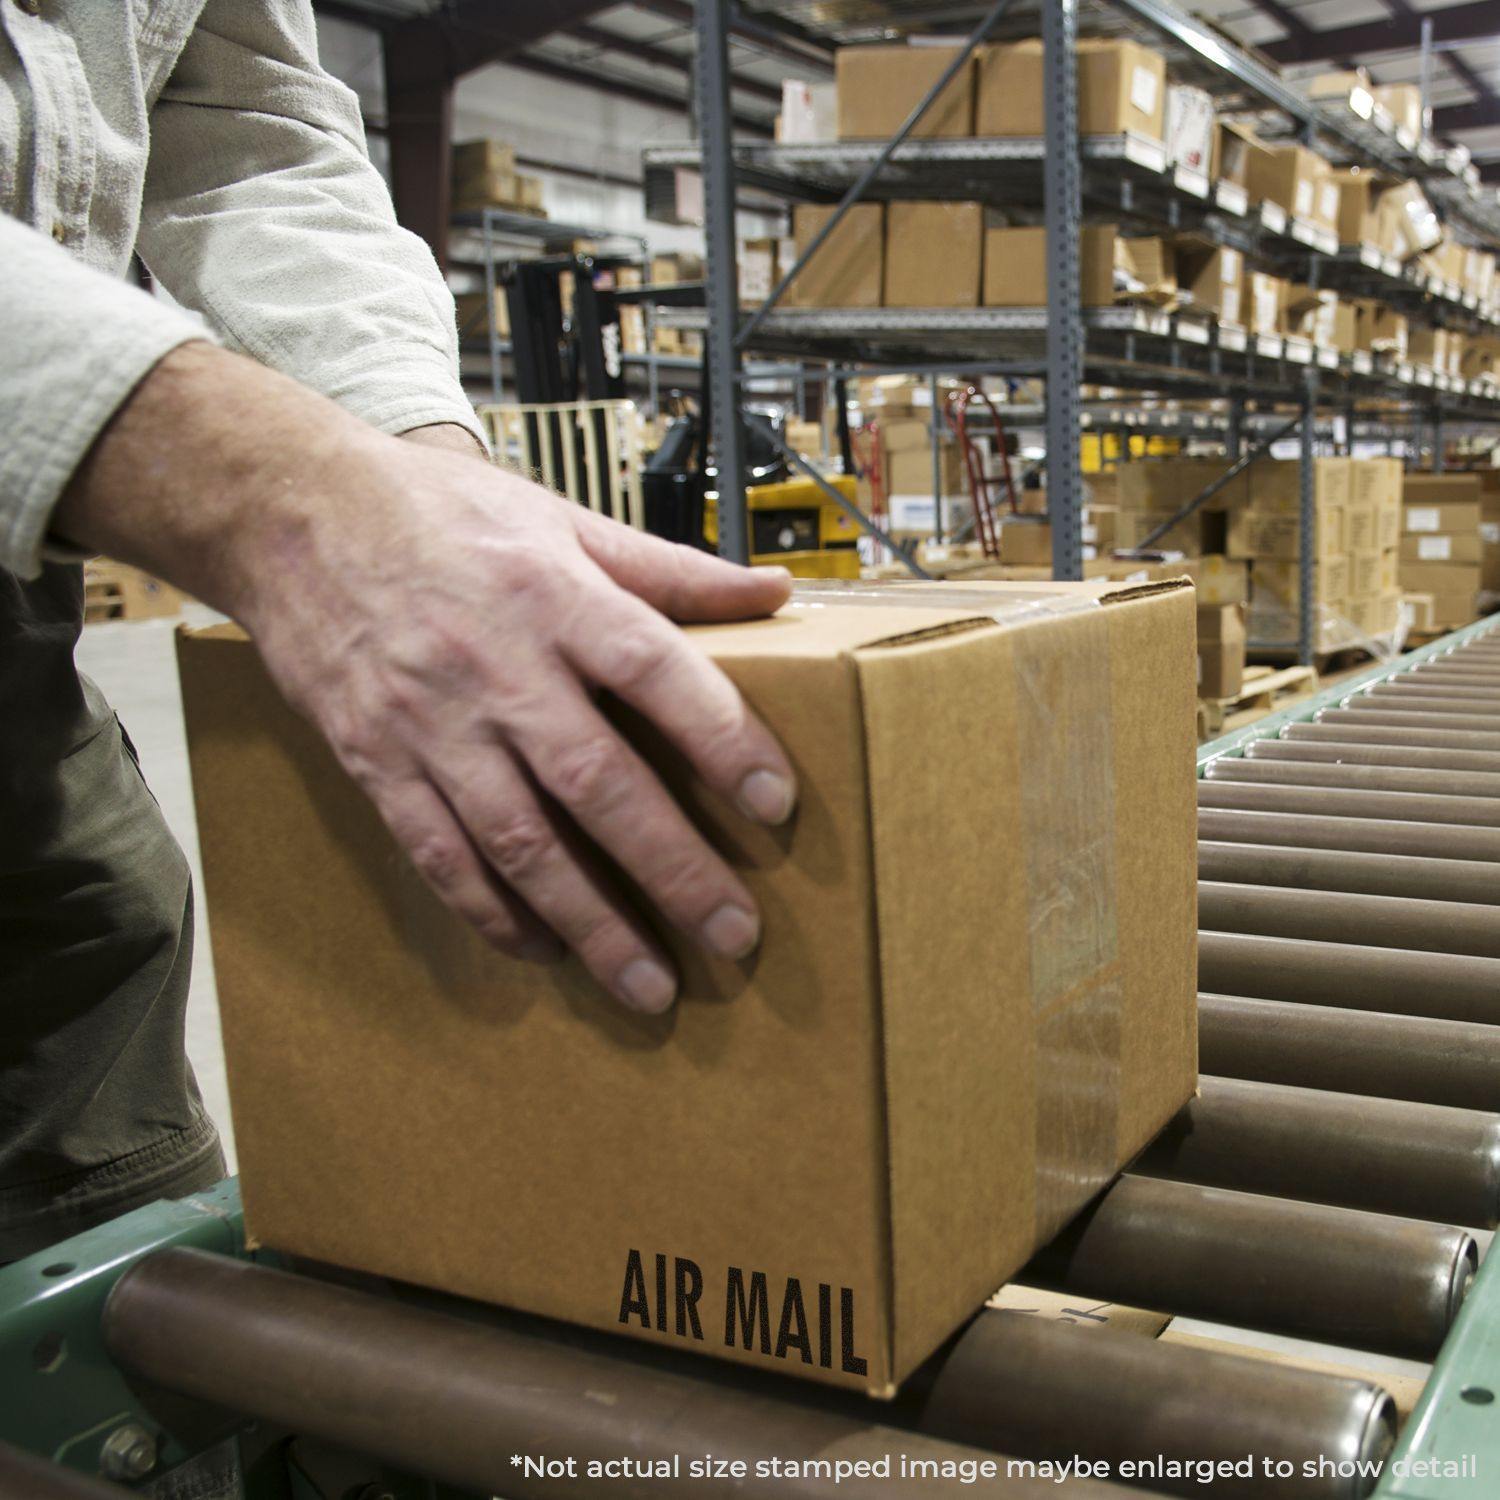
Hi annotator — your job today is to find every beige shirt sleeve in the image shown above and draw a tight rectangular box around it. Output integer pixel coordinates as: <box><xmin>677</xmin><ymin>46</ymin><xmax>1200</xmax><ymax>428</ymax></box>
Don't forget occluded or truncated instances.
<box><xmin>0</xmin><ymin>215</ymin><xmax>212</xmax><ymax>579</ymax></box>
<box><xmin>136</xmin><ymin>0</ymin><xmax>485</xmax><ymax>448</ymax></box>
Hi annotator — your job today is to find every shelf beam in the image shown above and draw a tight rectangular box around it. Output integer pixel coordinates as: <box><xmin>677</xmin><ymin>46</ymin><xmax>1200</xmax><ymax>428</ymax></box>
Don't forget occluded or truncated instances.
<box><xmin>1260</xmin><ymin>0</ymin><xmax>1499</xmax><ymax>66</ymax></box>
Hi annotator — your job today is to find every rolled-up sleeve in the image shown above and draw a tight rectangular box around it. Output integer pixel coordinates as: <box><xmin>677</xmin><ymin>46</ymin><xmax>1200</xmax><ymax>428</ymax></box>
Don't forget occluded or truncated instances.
<box><xmin>137</xmin><ymin>0</ymin><xmax>484</xmax><ymax>448</ymax></box>
<box><xmin>0</xmin><ymin>216</ymin><xmax>212</xmax><ymax>579</ymax></box>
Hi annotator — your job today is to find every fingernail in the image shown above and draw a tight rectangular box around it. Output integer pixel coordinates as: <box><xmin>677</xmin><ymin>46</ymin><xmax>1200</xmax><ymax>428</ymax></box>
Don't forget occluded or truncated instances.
<box><xmin>759</xmin><ymin>565</ymin><xmax>794</xmax><ymax>583</ymax></box>
<box><xmin>616</xmin><ymin>956</ymin><xmax>677</xmax><ymax>1014</ymax></box>
<box><xmin>738</xmin><ymin>768</ymin><xmax>796</xmax><ymax>825</ymax></box>
<box><xmin>517</xmin><ymin>934</ymin><xmax>564</xmax><ymax>964</ymax></box>
<box><xmin>702</xmin><ymin>902</ymin><xmax>760</xmax><ymax>960</ymax></box>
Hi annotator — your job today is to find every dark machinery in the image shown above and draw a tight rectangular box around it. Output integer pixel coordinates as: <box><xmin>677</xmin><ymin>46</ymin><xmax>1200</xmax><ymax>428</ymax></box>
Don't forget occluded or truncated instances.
<box><xmin>7</xmin><ymin>617</ymin><xmax>1500</xmax><ymax>1500</ymax></box>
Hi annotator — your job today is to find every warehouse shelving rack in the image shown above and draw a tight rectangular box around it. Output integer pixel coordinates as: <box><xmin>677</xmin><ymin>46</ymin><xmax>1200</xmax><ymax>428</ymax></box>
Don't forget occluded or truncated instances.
<box><xmin>671</xmin><ymin>0</ymin><xmax>1500</xmax><ymax>662</ymax></box>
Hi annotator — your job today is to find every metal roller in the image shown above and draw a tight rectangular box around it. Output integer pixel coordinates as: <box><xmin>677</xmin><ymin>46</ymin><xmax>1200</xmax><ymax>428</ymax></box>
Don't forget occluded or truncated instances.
<box><xmin>1197</xmin><ymin>805</ymin><xmax>1500</xmax><ymax>862</ymax></box>
<box><xmin>1284</xmin><ymin>722</ymin><xmax>1500</xmax><ymax>751</ymax></box>
<box><xmin>1197</xmin><ymin>930</ymin><xmax>1500</xmax><ymax>1025</ymax></box>
<box><xmin>1372</xmin><ymin>681</ymin><xmax>1500</xmax><ymax>706</ymax></box>
<box><xmin>1401</xmin><ymin>668</ymin><xmax>1500</xmax><ymax>688</ymax></box>
<box><xmin>102</xmin><ymin>1251</ymin><xmax>1124</xmax><ymax>1500</ymax></box>
<box><xmin>1247</xmin><ymin>739</ymin><xmax>1500</xmax><ymax>774</ymax></box>
<box><xmin>1341</xmin><ymin>695</ymin><xmax>1500</xmax><ymax>720</ymax></box>
<box><xmin>1197</xmin><ymin>839</ymin><xmax>1500</xmax><ymax>904</ymax></box>
<box><xmin>1206</xmin><ymin>756</ymin><xmax>1500</xmax><ymax>800</ymax></box>
<box><xmin>1197</xmin><ymin>879</ymin><xmax>1500</xmax><ymax>958</ymax></box>
<box><xmin>1199</xmin><ymin>778</ymin><xmax>1500</xmax><ymax>828</ymax></box>
<box><xmin>1132</xmin><ymin>1075</ymin><xmax>1500</xmax><ymax>1228</ymax></box>
<box><xmin>1318</xmin><ymin>707</ymin><xmax>1500</xmax><ymax>732</ymax></box>
<box><xmin>1022</xmin><ymin>1176</ymin><xmax>1475</xmax><ymax>1362</ymax></box>
<box><xmin>910</xmin><ymin>1309</ymin><xmax>1396</xmax><ymax>1500</ymax></box>
<box><xmin>0</xmin><ymin>1443</ymin><xmax>129</xmax><ymax>1500</ymax></box>
<box><xmin>1198</xmin><ymin>994</ymin><xmax>1500</xmax><ymax>1111</ymax></box>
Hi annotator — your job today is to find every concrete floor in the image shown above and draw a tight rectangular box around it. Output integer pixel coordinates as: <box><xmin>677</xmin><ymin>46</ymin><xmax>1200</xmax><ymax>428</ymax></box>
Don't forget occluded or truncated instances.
<box><xmin>73</xmin><ymin>611</ymin><xmax>1450</xmax><ymax>1395</ymax></box>
<box><xmin>76</xmin><ymin>608</ymin><xmax>237</xmax><ymax>1171</ymax></box>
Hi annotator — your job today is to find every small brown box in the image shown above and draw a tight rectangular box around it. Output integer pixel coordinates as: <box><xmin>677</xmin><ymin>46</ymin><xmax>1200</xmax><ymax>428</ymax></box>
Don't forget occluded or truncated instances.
<box><xmin>784</xmin><ymin>203</ymin><xmax>884</xmax><ymax>308</ymax></box>
<box><xmin>983</xmin><ymin>224</ymin><xmax>1115</xmax><ymax>307</ymax></box>
<box><xmin>884</xmin><ymin>202</ymin><xmax>983</xmax><ymax>308</ymax></box>
<box><xmin>836</xmin><ymin>45</ymin><xmax>974</xmax><ymax>140</ymax></box>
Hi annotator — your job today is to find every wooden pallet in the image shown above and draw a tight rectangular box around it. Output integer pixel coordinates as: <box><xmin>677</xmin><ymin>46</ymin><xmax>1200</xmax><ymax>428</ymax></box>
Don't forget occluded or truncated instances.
<box><xmin>1198</xmin><ymin>664</ymin><xmax>1320</xmax><ymax>740</ymax></box>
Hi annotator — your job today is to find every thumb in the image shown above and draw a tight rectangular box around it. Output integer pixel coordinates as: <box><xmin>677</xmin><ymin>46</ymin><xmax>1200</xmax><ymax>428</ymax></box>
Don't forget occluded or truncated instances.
<box><xmin>569</xmin><ymin>506</ymin><xmax>792</xmax><ymax>623</ymax></box>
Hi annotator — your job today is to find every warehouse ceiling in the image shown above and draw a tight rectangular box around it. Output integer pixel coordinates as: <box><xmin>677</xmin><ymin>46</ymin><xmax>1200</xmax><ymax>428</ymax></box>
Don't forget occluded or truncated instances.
<box><xmin>314</xmin><ymin>0</ymin><xmax>1500</xmax><ymax>179</ymax></box>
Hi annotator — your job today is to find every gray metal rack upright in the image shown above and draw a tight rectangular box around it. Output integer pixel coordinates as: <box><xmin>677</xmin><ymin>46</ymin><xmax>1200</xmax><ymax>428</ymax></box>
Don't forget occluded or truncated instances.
<box><xmin>677</xmin><ymin>0</ymin><xmax>1500</xmax><ymax>662</ymax></box>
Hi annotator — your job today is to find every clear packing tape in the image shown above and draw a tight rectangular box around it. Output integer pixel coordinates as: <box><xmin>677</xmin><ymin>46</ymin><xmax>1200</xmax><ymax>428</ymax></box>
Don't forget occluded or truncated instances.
<box><xmin>792</xmin><ymin>575</ymin><xmax>1123</xmax><ymax>1243</ymax></box>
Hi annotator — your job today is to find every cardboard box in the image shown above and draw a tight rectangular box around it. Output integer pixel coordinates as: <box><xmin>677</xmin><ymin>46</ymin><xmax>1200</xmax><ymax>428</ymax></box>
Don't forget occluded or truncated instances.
<box><xmin>1197</xmin><ymin>603</ymin><xmax>1246</xmax><ymax>698</ymax></box>
<box><xmin>1399</xmin><ymin>561</ymin><xmax>1483</xmax><ymax>596</ymax></box>
<box><xmin>1346</xmin><ymin>506</ymin><xmax>1379</xmax><ymax>552</ymax></box>
<box><xmin>1165</xmin><ymin>85</ymin><xmax>1213</xmax><ymax>174</ymax></box>
<box><xmin>1349</xmin><ymin>592</ymin><xmax>1401</xmax><ymax>636</ymax></box>
<box><xmin>885</xmin><ymin>202</ymin><xmax>983</xmax><ymax>308</ymax></box>
<box><xmin>887</xmin><ymin>494</ymin><xmax>972</xmax><ymax>538</ymax></box>
<box><xmin>1411</xmin><ymin>590</ymin><xmax>1480</xmax><ymax>631</ymax></box>
<box><xmin>1227</xmin><ymin>509</ymin><xmax>1343</xmax><ymax>562</ymax></box>
<box><xmin>785</xmin><ymin>203</ymin><xmax>884</xmax><ymax>308</ymax></box>
<box><xmin>1118</xmin><ymin>459</ymin><xmax>1250</xmax><ymax>512</ymax></box>
<box><xmin>1379</xmin><ymin>182</ymin><xmax>1442</xmax><ymax>259</ymax></box>
<box><xmin>1115</xmin><ymin>509</ymin><xmax>1206</xmax><ymax>556</ymax></box>
<box><xmin>885</xmin><ymin>445</ymin><xmax>964</xmax><ymax>495</ymax></box>
<box><xmin>1212</xmin><ymin>122</ymin><xmax>1256</xmax><ymax>187</ymax></box>
<box><xmin>1115</xmin><ymin>237</ymin><xmax>1176</xmax><ymax>305</ymax></box>
<box><xmin>837</xmin><ymin>46</ymin><xmax>974</xmax><ymax>139</ymax></box>
<box><xmin>1375</xmin><ymin>83</ymin><xmax>1425</xmax><ymax>139</ymax></box>
<box><xmin>1174</xmin><ymin>242</ymin><xmax>1243</xmax><ymax>324</ymax></box>
<box><xmin>1354</xmin><ymin>302</ymin><xmax>1407</xmax><ymax>359</ymax></box>
<box><xmin>1403</xmin><ymin>501</ymin><xmax>1482</xmax><ymax>534</ymax></box>
<box><xmin>779</xmin><ymin>80</ymin><xmax>837</xmax><ymax>143</ymax></box>
<box><xmin>983</xmin><ymin>224</ymin><xmax>1115</xmax><ymax>307</ymax></box>
<box><xmin>1332</xmin><ymin>170</ymin><xmax>1382</xmax><ymax>246</ymax></box>
<box><xmin>738</xmin><ymin>238</ymin><xmax>781</xmax><ymax>306</ymax></box>
<box><xmin>1245</xmin><ymin>141</ymin><xmax>1333</xmax><ymax>227</ymax></box>
<box><xmin>996</xmin><ymin>517</ymin><xmax>1055</xmax><ymax>566</ymax></box>
<box><xmin>1403</xmin><ymin>474</ymin><xmax>1483</xmax><ymax>506</ymax></box>
<box><xmin>1400</xmin><ymin>534</ymin><xmax>1484</xmax><ymax>565</ymax></box>
<box><xmin>1348</xmin><ymin>548</ymin><xmax>1387</xmax><ymax>600</ymax></box>
<box><xmin>977</xmin><ymin>39</ymin><xmax>1165</xmax><ymax>140</ymax></box>
<box><xmin>1252</xmin><ymin>557</ymin><xmax>1349</xmax><ymax>609</ymax></box>
<box><xmin>1355</xmin><ymin>458</ymin><xmax>1403</xmax><ymax>510</ymax></box>
<box><xmin>1247</xmin><ymin>273</ymin><xmax>1283</xmax><ymax>337</ymax></box>
<box><xmin>1182</xmin><ymin>554</ymin><xmax>1250</xmax><ymax>605</ymax></box>
<box><xmin>450</xmin><ymin>142</ymin><xmax>546</xmax><ymax>214</ymax></box>
<box><xmin>178</xmin><ymin>583</ymin><xmax>1200</xmax><ymax>1397</ymax></box>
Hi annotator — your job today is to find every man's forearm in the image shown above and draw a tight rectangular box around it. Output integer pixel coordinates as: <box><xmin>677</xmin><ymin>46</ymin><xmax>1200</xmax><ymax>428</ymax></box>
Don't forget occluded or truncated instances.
<box><xmin>51</xmin><ymin>341</ymin><xmax>387</xmax><ymax>622</ymax></box>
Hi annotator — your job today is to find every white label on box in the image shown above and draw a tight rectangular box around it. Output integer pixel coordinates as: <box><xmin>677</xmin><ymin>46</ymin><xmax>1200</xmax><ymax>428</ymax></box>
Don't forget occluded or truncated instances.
<box><xmin>1295</xmin><ymin>179</ymin><xmax>1313</xmax><ymax>216</ymax></box>
<box><xmin>1405</xmin><ymin>507</ymin><xmax>1440</xmax><ymax>533</ymax></box>
<box><xmin>1418</xmin><ymin>536</ymin><xmax>1453</xmax><ymax>560</ymax></box>
<box><xmin>1131</xmin><ymin>66</ymin><xmax>1158</xmax><ymax>117</ymax></box>
<box><xmin>1483</xmin><ymin>522</ymin><xmax>1500</xmax><ymax>544</ymax></box>
<box><xmin>1222</xmin><ymin>249</ymin><xmax>1241</xmax><ymax>282</ymax></box>
<box><xmin>1318</xmin><ymin>182</ymin><xmax>1339</xmax><ymax>223</ymax></box>
<box><xmin>1221</xmin><ymin>286</ymin><xmax>1241</xmax><ymax>325</ymax></box>
<box><xmin>1082</xmin><ymin>523</ymin><xmax>1098</xmax><ymax>544</ymax></box>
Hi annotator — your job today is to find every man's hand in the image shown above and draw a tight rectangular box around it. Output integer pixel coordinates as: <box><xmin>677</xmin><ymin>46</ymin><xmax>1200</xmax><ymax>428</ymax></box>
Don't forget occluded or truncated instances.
<box><xmin>54</xmin><ymin>343</ymin><xmax>797</xmax><ymax>1012</ymax></box>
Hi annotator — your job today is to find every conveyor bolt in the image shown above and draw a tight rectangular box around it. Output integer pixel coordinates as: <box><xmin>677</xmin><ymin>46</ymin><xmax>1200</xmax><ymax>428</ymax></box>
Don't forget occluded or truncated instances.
<box><xmin>99</xmin><ymin>1423</ymin><xmax>156</xmax><ymax>1481</ymax></box>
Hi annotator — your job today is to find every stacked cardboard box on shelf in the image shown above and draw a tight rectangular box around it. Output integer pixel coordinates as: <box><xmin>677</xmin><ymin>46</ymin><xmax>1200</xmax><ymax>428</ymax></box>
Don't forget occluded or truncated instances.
<box><xmin>1400</xmin><ymin>473</ymin><xmax>1485</xmax><ymax>630</ymax></box>
<box><xmin>1483</xmin><ymin>473</ymin><xmax>1500</xmax><ymax>598</ymax></box>
<box><xmin>450</xmin><ymin>140</ymin><xmax>546</xmax><ymax>217</ymax></box>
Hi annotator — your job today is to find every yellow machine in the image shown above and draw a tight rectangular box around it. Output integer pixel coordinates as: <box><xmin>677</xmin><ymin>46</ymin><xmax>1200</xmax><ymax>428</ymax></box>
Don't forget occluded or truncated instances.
<box><xmin>704</xmin><ymin>474</ymin><xmax>863</xmax><ymax>579</ymax></box>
